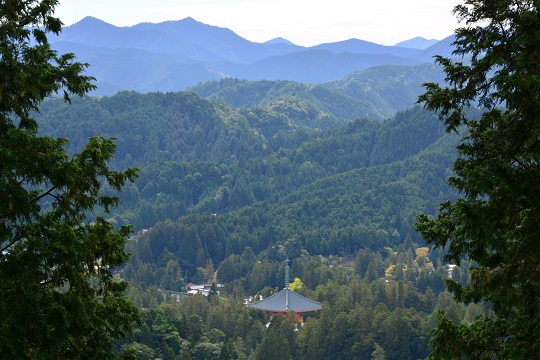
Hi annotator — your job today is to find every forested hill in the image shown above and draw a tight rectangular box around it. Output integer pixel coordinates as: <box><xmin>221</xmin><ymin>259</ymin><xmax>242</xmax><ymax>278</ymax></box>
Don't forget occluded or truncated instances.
<box><xmin>36</xmin><ymin>89</ymin><xmax>468</xmax><ymax>358</ymax></box>
<box><xmin>36</xmin><ymin>90</ymin><xmax>458</xmax><ymax>259</ymax></box>
<box><xmin>189</xmin><ymin>63</ymin><xmax>445</xmax><ymax>121</ymax></box>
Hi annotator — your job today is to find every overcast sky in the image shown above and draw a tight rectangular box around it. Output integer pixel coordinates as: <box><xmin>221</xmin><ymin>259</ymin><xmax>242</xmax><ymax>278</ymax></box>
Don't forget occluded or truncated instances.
<box><xmin>55</xmin><ymin>0</ymin><xmax>460</xmax><ymax>47</ymax></box>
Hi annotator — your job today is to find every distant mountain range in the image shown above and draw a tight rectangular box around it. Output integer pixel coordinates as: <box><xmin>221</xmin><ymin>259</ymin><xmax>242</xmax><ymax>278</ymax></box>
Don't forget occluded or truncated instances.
<box><xmin>49</xmin><ymin>17</ymin><xmax>455</xmax><ymax>96</ymax></box>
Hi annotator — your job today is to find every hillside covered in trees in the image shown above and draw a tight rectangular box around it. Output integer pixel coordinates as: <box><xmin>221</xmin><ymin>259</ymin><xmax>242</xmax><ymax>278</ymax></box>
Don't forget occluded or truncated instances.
<box><xmin>32</xmin><ymin>86</ymin><xmax>480</xmax><ymax>359</ymax></box>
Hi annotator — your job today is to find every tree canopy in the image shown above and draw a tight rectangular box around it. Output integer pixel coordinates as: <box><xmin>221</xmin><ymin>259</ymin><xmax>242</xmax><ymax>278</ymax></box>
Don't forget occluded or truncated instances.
<box><xmin>416</xmin><ymin>0</ymin><xmax>540</xmax><ymax>358</ymax></box>
<box><xmin>0</xmin><ymin>1</ymin><xmax>139</xmax><ymax>358</ymax></box>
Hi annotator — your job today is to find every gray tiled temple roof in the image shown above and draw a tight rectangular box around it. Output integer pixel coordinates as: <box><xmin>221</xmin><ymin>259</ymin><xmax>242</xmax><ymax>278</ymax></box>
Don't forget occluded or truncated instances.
<box><xmin>247</xmin><ymin>288</ymin><xmax>322</xmax><ymax>313</ymax></box>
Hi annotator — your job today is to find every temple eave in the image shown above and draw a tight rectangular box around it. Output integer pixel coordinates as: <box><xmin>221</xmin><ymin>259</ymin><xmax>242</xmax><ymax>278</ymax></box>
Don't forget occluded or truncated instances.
<box><xmin>247</xmin><ymin>288</ymin><xmax>322</xmax><ymax>314</ymax></box>
<box><xmin>247</xmin><ymin>307</ymin><xmax>321</xmax><ymax>314</ymax></box>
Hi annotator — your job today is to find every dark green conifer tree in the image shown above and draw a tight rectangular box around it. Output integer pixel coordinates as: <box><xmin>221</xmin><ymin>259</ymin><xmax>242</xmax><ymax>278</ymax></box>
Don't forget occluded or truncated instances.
<box><xmin>416</xmin><ymin>1</ymin><xmax>540</xmax><ymax>358</ymax></box>
<box><xmin>0</xmin><ymin>1</ymin><xmax>139</xmax><ymax>358</ymax></box>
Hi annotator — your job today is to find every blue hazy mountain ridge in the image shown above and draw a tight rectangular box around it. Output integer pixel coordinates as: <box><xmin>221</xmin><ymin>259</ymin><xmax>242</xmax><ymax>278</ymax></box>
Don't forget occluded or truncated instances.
<box><xmin>49</xmin><ymin>16</ymin><xmax>454</xmax><ymax>96</ymax></box>
<box><xmin>213</xmin><ymin>49</ymin><xmax>422</xmax><ymax>83</ymax></box>
<box><xmin>413</xmin><ymin>35</ymin><xmax>456</xmax><ymax>62</ymax></box>
<box><xmin>56</xmin><ymin>16</ymin><xmax>305</xmax><ymax>63</ymax></box>
<box><xmin>50</xmin><ymin>41</ymin><xmax>221</xmax><ymax>93</ymax></box>
<box><xmin>311</xmin><ymin>38</ymin><xmax>420</xmax><ymax>57</ymax></box>
<box><xmin>394</xmin><ymin>36</ymin><xmax>439</xmax><ymax>49</ymax></box>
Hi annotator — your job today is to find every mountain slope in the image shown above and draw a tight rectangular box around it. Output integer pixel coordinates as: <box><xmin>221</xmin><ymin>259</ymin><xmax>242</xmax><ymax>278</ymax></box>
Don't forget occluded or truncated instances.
<box><xmin>190</xmin><ymin>78</ymin><xmax>389</xmax><ymax>122</ymax></box>
<box><xmin>190</xmin><ymin>63</ymin><xmax>446</xmax><ymax>121</ymax></box>
<box><xmin>322</xmin><ymin>62</ymin><xmax>446</xmax><ymax>116</ymax></box>
<box><xmin>413</xmin><ymin>35</ymin><xmax>457</xmax><ymax>62</ymax></box>
<box><xmin>35</xmin><ymin>90</ymin><xmax>458</xmax><ymax>249</ymax></box>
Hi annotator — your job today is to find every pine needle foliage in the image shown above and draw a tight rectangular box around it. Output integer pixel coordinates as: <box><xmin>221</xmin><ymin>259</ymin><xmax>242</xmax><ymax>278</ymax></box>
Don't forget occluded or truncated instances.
<box><xmin>0</xmin><ymin>1</ymin><xmax>140</xmax><ymax>358</ymax></box>
<box><xmin>416</xmin><ymin>1</ymin><xmax>540</xmax><ymax>358</ymax></box>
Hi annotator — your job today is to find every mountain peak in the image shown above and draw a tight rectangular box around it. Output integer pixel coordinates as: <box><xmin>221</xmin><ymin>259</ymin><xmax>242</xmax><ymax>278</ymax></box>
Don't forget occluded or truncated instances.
<box><xmin>181</xmin><ymin>16</ymin><xmax>200</xmax><ymax>24</ymax></box>
<box><xmin>265</xmin><ymin>37</ymin><xmax>296</xmax><ymax>46</ymax></box>
<box><xmin>394</xmin><ymin>37</ymin><xmax>438</xmax><ymax>50</ymax></box>
<box><xmin>73</xmin><ymin>16</ymin><xmax>114</xmax><ymax>27</ymax></box>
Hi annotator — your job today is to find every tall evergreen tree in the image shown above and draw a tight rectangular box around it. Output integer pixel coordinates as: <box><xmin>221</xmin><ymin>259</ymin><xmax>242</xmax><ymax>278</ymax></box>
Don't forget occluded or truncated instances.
<box><xmin>416</xmin><ymin>0</ymin><xmax>540</xmax><ymax>358</ymax></box>
<box><xmin>0</xmin><ymin>0</ymin><xmax>139</xmax><ymax>358</ymax></box>
<box><xmin>254</xmin><ymin>328</ymin><xmax>292</xmax><ymax>360</ymax></box>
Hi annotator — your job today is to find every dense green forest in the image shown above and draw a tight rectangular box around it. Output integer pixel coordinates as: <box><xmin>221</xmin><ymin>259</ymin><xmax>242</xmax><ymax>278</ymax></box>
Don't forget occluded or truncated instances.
<box><xmin>188</xmin><ymin>63</ymin><xmax>446</xmax><ymax>122</ymax></box>
<box><xmin>35</xmin><ymin>86</ymin><xmax>476</xmax><ymax>359</ymax></box>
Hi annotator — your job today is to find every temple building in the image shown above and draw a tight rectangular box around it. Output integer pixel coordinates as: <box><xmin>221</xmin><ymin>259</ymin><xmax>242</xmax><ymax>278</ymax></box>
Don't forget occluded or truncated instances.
<box><xmin>247</xmin><ymin>260</ymin><xmax>322</xmax><ymax>321</ymax></box>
